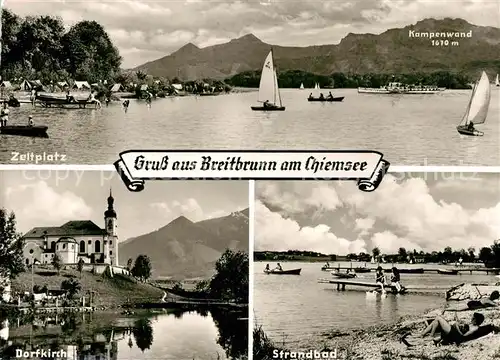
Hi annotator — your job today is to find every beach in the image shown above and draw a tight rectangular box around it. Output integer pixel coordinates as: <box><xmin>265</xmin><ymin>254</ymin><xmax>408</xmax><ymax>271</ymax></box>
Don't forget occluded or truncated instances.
<box><xmin>323</xmin><ymin>306</ymin><xmax>500</xmax><ymax>360</ymax></box>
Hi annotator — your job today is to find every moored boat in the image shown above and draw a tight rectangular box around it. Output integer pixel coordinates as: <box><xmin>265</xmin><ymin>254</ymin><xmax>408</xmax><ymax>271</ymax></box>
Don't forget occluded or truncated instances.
<box><xmin>398</xmin><ymin>268</ymin><xmax>424</xmax><ymax>274</ymax></box>
<box><xmin>331</xmin><ymin>272</ymin><xmax>356</xmax><ymax>279</ymax></box>
<box><xmin>437</xmin><ymin>269</ymin><xmax>459</xmax><ymax>275</ymax></box>
<box><xmin>264</xmin><ymin>268</ymin><xmax>301</xmax><ymax>275</ymax></box>
<box><xmin>321</xmin><ymin>266</ymin><xmax>337</xmax><ymax>271</ymax></box>
<box><xmin>0</xmin><ymin>125</ymin><xmax>48</xmax><ymax>137</ymax></box>
<box><xmin>251</xmin><ymin>49</ymin><xmax>285</xmax><ymax>111</ymax></box>
<box><xmin>354</xmin><ymin>267</ymin><xmax>371</xmax><ymax>273</ymax></box>
<box><xmin>456</xmin><ymin>71</ymin><xmax>490</xmax><ymax>136</ymax></box>
<box><xmin>358</xmin><ymin>82</ymin><xmax>443</xmax><ymax>94</ymax></box>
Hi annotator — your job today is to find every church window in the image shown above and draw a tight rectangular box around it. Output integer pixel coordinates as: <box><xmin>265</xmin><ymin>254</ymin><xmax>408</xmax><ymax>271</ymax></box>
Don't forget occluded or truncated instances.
<box><xmin>110</xmin><ymin>251</ymin><xmax>113</xmax><ymax>255</ymax></box>
<box><xmin>80</xmin><ymin>241</ymin><xmax>85</xmax><ymax>253</ymax></box>
<box><xmin>63</xmin><ymin>244</ymin><xmax>66</xmax><ymax>249</ymax></box>
<box><xmin>29</xmin><ymin>249</ymin><xmax>34</xmax><ymax>254</ymax></box>
<box><xmin>110</xmin><ymin>241</ymin><xmax>112</xmax><ymax>245</ymax></box>
<box><xmin>95</xmin><ymin>240</ymin><xmax>101</xmax><ymax>253</ymax></box>
<box><xmin>51</xmin><ymin>242</ymin><xmax>56</xmax><ymax>251</ymax></box>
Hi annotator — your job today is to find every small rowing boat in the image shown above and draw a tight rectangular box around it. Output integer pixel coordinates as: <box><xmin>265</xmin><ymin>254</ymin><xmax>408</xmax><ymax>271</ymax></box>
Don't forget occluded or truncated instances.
<box><xmin>437</xmin><ymin>269</ymin><xmax>459</xmax><ymax>275</ymax></box>
<box><xmin>0</xmin><ymin>125</ymin><xmax>48</xmax><ymax>137</ymax></box>
<box><xmin>307</xmin><ymin>96</ymin><xmax>344</xmax><ymax>102</ymax></box>
<box><xmin>332</xmin><ymin>272</ymin><xmax>356</xmax><ymax>279</ymax></box>
<box><xmin>264</xmin><ymin>268</ymin><xmax>301</xmax><ymax>275</ymax></box>
<box><xmin>354</xmin><ymin>267</ymin><xmax>371</xmax><ymax>273</ymax></box>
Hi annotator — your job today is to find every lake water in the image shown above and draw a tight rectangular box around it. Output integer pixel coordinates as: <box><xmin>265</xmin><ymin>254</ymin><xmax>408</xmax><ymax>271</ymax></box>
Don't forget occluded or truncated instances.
<box><xmin>0</xmin><ymin>308</ymin><xmax>248</xmax><ymax>359</ymax></box>
<box><xmin>253</xmin><ymin>261</ymin><xmax>498</xmax><ymax>349</ymax></box>
<box><xmin>1</xmin><ymin>88</ymin><xmax>499</xmax><ymax>165</ymax></box>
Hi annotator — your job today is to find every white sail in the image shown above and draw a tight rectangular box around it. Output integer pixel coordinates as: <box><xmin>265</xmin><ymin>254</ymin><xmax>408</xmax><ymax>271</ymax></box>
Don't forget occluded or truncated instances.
<box><xmin>461</xmin><ymin>71</ymin><xmax>491</xmax><ymax>126</ymax></box>
<box><xmin>272</xmin><ymin>69</ymin><xmax>282</xmax><ymax>107</ymax></box>
<box><xmin>314</xmin><ymin>83</ymin><xmax>321</xmax><ymax>97</ymax></box>
<box><xmin>496</xmin><ymin>74</ymin><xmax>499</xmax><ymax>86</ymax></box>
<box><xmin>257</xmin><ymin>50</ymin><xmax>280</xmax><ymax>106</ymax></box>
<box><xmin>300</xmin><ymin>83</ymin><xmax>304</xmax><ymax>89</ymax></box>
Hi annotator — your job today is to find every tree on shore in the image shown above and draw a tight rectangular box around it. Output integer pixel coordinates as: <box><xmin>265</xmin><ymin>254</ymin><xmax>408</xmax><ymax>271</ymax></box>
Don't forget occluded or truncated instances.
<box><xmin>77</xmin><ymin>258</ymin><xmax>85</xmax><ymax>278</ymax></box>
<box><xmin>372</xmin><ymin>247</ymin><xmax>380</xmax><ymax>262</ymax></box>
<box><xmin>61</xmin><ymin>278</ymin><xmax>81</xmax><ymax>300</ymax></box>
<box><xmin>209</xmin><ymin>249</ymin><xmax>248</xmax><ymax>302</ymax></box>
<box><xmin>131</xmin><ymin>255</ymin><xmax>152</xmax><ymax>282</ymax></box>
<box><xmin>0</xmin><ymin>208</ymin><xmax>25</xmax><ymax>283</ymax></box>
<box><xmin>1</xmin><ymin>9</ymin><xmax>121</xmax><ymax>84</ymax></box>
<box><xmin>52</xmin><ymin>254</ymin><xmax>62</xmax><ymax>274</ymax></box>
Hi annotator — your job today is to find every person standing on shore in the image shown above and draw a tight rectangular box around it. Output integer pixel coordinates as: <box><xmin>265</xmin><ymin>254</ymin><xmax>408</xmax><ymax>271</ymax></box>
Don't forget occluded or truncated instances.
<box><xmin>0</xmin><ymin>103</ymin><xmax>10</xmax><ymax>127</ymax></box>
<box><xmin>30</xmin><ymin>88</ymin><xmax>37</xmax><ymax>107</ymax></box>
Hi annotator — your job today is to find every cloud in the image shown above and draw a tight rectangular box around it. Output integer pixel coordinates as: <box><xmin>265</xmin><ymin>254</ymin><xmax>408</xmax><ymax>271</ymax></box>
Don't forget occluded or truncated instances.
<box><xmin>150</xmin><ymin>198</ymin><xmax>229</xmax><ymax>222</ymax></box>
<box><xmin>255</xmin><ymin>200</ymin><xmax>367</xmax><ymax>254</ymax></box>
<box><xmin>256</xmin><ymin>175</ymin><xmax>500</xmax><ymax>254</ymax></box>
<box><xmin>7</xmin><ymin>0</ymin><xmax>498</xmax><ymax>68</ymax></box>
<box><xmin>3</xmin><ymin>181</ymin><xmax>92</xmax><ymax>232</ymax></box>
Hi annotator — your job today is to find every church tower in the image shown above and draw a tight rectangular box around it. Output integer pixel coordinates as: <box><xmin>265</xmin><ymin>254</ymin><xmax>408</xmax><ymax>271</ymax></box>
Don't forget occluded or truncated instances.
<box><xmin>104</xmin><ymin>188</ymin><xmax>118</xmax><ymax>266</ymax></box>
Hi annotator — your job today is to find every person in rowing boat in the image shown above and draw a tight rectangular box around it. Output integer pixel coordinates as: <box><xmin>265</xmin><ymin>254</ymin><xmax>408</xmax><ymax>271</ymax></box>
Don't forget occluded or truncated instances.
<box><xmin>327</xmin><ymin>92</ymin><xmax>334</xmax><ymax>100</ymax></box>
<box><xmin>319</xmin><ymin>93</ymin><xmax>325</xmax><ymax>100</ymax></box>
<box><xmin>265</xmin><ymin>264</ymin><xmax>270</xmax><ymax>272</ymax></box>
<box><xmin>0</xmin><ymin>103</ymin><xmax>9</xmax><ymax>127</ymax></box>
<box><xmin>390</xmin><ymin>267</ymin><xmax>402</xmax><ymax>293</ymax></box>
<box><xmin>263</xmin><ymin>100</ymin><xmax>273</xmax><ymax>109</ymax></box>
<box><xmin>401</xmin><ymin>312</ymin><xmax>484</xmax><ymax>347</ymax></box>
<box><xmin>28</xmin><ymin>115</ymin><xmax>34</xmax><ymax>127</ymax></box>
<box><xmin>66</xmin><ymin>90</ymin><xmax>76</xmax><ymax>104</ymax></box>
<box><xmin>444</xmin><ymin>291</ymin><xmax>500</xmax><ymax>312</ymax></box>
<box><xmin>308</xmin><ymin>93</ymin><xmax>313</xmax><ymax>99</ymax></box>
<box><xmin>468</xmin><ymin>121</ymin><xmax>475</xmax><ymax>132</ymax></box>
<box><xmin>275</xmin><ymin>263</ymin><xmax>283</xmax><ymax>271</ymax></box>
<box><xmin>375</xmin><ymin>266</ymin><xmax>386</xmax><ymax>292</ymax></box>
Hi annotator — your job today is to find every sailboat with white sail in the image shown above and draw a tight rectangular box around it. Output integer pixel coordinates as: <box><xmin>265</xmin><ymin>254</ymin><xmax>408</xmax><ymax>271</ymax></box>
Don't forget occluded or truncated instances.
<box><xmin>251</xmin><ymin>49</ymin><xmax>285</xmax><ymax>111</ymax></box>
<box><xmin>495</xmin><ymin>74</ymin><xmax>499</xmax><ymax>87</ymax></box>
<box><xmin>299</xmin><ymin>83</ymin><xmax>304</xmax><ymax>90</ymax></box>
<box><xmin>456</xmin><ymin>71</ymin><xmax>491</xmax><ymax>137</ymax></box>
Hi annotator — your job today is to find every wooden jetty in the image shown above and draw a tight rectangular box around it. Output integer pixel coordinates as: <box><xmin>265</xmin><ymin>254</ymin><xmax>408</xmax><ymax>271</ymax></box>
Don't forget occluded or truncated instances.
<box><xmin>319</xmin><ymin>278</ymin><xmax>448</xmax><ymax>292</ymax></box>
<box><xmin>327</xmin><ymin>266</ymin><xmax>500</xmax><ymax>275</ymax></box>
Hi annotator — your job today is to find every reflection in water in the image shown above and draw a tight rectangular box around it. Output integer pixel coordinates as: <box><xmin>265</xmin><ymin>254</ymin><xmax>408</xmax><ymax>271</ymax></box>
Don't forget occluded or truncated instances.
<box><xmin>0</xmin><ymin>307</ymin><xmax>247</xmax><ymax>359</ymax></box>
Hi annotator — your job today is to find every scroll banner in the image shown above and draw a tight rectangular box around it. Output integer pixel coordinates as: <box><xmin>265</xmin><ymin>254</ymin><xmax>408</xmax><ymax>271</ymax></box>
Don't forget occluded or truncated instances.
<box><xmin>114</xmin><ymin>150</ymin><xmax>390</xmax><ymax>192</ymax></box>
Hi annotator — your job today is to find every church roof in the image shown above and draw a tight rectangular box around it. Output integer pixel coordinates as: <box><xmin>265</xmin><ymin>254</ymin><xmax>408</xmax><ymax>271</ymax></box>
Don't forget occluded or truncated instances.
<box><xmin>57</xmin><ymin>237</ymin><xmax>77</xmax><ymax>243</ymax></box>
<box><xmin>24</xmin><ymin>220</ymin><xmax>106</xmax><ymax>238</ymax></box>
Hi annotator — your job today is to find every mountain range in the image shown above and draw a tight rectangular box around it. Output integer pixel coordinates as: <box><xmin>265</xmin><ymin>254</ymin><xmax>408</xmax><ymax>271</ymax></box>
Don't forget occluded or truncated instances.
<box><xmin>118</xmin><ymin>208</ymin><xmax>249</xmax><ymax>279</ymax></box>
<box><xmin>134</xmin><ymin>18</ymin><xmax>500</xmax><ymax>80</ymax></box>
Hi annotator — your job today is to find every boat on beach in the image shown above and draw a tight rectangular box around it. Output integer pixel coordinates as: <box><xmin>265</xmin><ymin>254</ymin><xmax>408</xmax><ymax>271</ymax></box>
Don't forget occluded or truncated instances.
<box><xmin>456</xmin><ymin>71</ymin><xmax>491</xmax><ymax>137</ymax></box>
<box><xmin>0</xmin><ymin>125</ymin><xmax>48</xmax><ymax>138</ymax></box>
<box><xmin>264</xmin><ymin>268</ymin><xmax>301</xmax><ymax>275</ymax></box>
<box><xmin>437</xmin><ymin>269</ymin><xmax>459</xmax><ymax>275</ymax></box>
<box><xmin>357</xmin><ymin>82</ymin><xmax>444</xmax><ymax>94</ymax></box>
<box><xmin>446</xmin><ymin>283</ymin><xmax>500</xmax><ymax>301</ymax></box>
<box><xmin>251</xmin><ymin>49</ymin><xmax>285</xmax><ymax>111</ymax></box>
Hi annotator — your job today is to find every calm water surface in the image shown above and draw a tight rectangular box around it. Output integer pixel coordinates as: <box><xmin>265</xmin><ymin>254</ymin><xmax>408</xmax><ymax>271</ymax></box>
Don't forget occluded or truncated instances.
<box><xmin>0</xmin><ymin>308</ymin><xmax>247</xmax><ymax>359</ymax></box>
<box><xmin>1</xmin><ymin>88</ymin><xmax>499</xmax><ymax>165</ymax></box>
<box><xmin>254</xmin><ymin>261</ymin><xmax>498</xmax><ymax>349</ymax></box>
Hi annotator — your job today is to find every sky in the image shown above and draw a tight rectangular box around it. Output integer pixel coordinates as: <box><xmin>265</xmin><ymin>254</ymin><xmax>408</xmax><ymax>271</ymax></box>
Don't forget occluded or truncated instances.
<box><xmin>255</xmin><ymin>172</ymin><xmax>500</xmax><ymax>255</ymax></box>
<box><xmin>0</xmin><ymin>170</ymin><xmax>248</xmax><ymax>241</ymax></box>
<box><xmin>5</xmin><ymin>0</ymin><xmax>500</xmax><ymax>68</ymax></box>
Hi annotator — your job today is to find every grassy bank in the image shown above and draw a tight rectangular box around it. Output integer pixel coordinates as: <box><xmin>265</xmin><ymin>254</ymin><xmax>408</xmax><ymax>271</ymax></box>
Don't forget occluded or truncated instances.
<box><xmin>12</xmin><ymin>268</ymin><xmax>164</xmax><ymax>308</ymax></box>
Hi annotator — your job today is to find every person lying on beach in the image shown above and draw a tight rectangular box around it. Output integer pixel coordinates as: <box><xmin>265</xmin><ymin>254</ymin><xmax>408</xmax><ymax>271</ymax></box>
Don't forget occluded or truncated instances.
<box><xmin>444</xmin><ymin>291</ymin><xmax>500</xmax><ymax>312</ymax></box>
<box><xmin>401</xmin><ymin>312</ymin><xmax>484</xmax><ymax>347</ymax></box>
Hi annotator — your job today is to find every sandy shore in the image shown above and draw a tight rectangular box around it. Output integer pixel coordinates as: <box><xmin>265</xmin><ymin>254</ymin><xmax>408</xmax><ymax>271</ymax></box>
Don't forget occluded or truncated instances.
<box><xmin>321</xmin><ymin>306</ymin><xmax>500</xmax><ymax>360</ymax></box>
